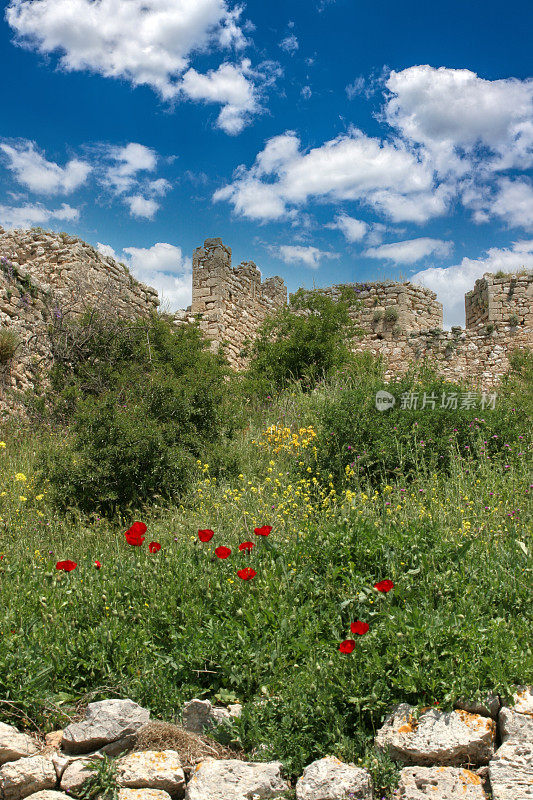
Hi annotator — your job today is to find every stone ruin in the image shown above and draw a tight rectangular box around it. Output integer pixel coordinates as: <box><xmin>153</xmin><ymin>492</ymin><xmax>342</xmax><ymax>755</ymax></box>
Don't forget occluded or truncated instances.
<box><xmin>176</xmin><ymin>238</ymin><xmax>533</xmax><ymax>387</ymax></box>
<box><xmin>0</xmin><ymin>229</ymin><xmax>532</xmax><ymax>411</ymax></box>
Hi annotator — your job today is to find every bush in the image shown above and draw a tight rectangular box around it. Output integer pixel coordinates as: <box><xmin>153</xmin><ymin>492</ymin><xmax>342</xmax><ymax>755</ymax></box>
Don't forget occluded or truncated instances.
<box><xmin>383</xmin><ymin>307</ymin><xmax>399</xmax><ymax>323</ymax></box>
<box><xmin>40</xmin><ymin>314</ymin><xmax>234</xmax><ymax>516</ymax></box>
<box><xmin>243</xmin><ymin>289</ymin><xmax>359</xmax><ymax>395</ymax></box>
<box><xmin>301</xmin><ymin>367</ymin><xmax>531</xmax><ymax>488</ymax></box>
<box><xmin>0</xmin><ymin>328</ymin><xmax>18</xmax><ymax>364</ymax></box>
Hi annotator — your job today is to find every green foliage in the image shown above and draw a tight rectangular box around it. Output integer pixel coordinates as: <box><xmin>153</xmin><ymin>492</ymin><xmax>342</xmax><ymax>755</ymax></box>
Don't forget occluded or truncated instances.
<box><xmin>509</xmin><ymin>313</ymin><xmax>520</xmax><ymax>327</ymax></box>
<box><xmin>0</xmin><ymin>329</ymin><xmax>18</xmax><ymax>364</ymax></box>
<box><xmin>37</xmin><ymin>313</ymin><xmax>233</xmax><ymax>515</ymax></box>
<box><xmin>243</xmin><ymin>289</ymin><xmax>359</xmax><ymax>395</ymax></box>
<box><xmin>76</xmin><ymin>756</ymin><xmax>119</xmax><ymax>800</ymax></box>
<box><xmin>299</xmin><ymin>367</ymin><xmax>531</xmax><ymax>488</ymax></box>
<box><xmin>383</xmin><ymin>307</ymin><xmax>399</xmax><ymax>323</ymax></box>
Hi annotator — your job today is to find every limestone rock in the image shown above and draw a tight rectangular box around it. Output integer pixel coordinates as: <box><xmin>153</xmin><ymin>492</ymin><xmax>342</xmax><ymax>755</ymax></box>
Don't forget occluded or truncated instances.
<box><xmin>119</xmin><ymin>789</ymin><xmax>172</xmax><ymax>800</ymax></box>
<box><xmin>59</xmin><ymin>759</ymin><xmax>94</xmax><ymax>793</ymax></box>
<box><xmin>181</xmin><ymin>701</ymin><xmax>239</xmax><ymax>735</ymax></box>
<box><xmin>375</xmin><ymin>704</ymin><xmax>496</xmax><ymax>766</ymax></box>
<box><xmin>395</xmin><ymin>766</ymin><xmax>486</xmax><ymax>798</ymax></box>
<box><xmin>0</xmin><ymin>722</ymin><xmax>39</xmax><ymax>765</ymax></box>
<box><xmin>23</xmin><ymin>793</ymin><xmax>68</xmax><ymax>800</ymax></box>
<box><xmin>117</xmin><ymin>751</ymin><xmax>185</xmax><ymax>797</ymax></box>
<box><xmin>488</xmin><ymin>739</ymin><xmax>533</xmax><ymax>799</ymax></box>
<box><xmin>499</xmin><ymin>708</ymin><xmax>533</xmax><ymax>744</ymax></box>
<box><xmin>295</xmin><ymin>756</ymin><xmax>373</xmax><ymax>799</ymax></box>
<box><xmin>0</xmin><ymin>754</ymin><xmax>57</xmax><ymax>800</ymax></box>
<box><xmin>511</xmin><ymin>687</ymin><xmax>533</xmax><ymax>716</ymax></box>
<box><xmin>185</xmin><ymin>759</ymin><xmax>289</xmax><ymax>800</ymax></box>
<box><xmin>455</xmin><ymin>695</ymin><xmax>501</xmax><ymax>719</ymax></box>
<box><xmin>43</xmin><ymin>733</ymin><xmax>63</xmax><ymax>751</ymax></box>
<box><xmin>61</xmin><ymin>699</ymin><xmax>150</xmax><ymax>754</ymax></box>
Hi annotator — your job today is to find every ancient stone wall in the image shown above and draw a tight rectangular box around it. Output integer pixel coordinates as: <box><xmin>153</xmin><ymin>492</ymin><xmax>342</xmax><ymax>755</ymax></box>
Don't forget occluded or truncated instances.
<box><xmin>465</xmin><ymin>272</ymin><xmax>533</xmax><ymax>329</ymax></box>
<box><xmin>177</xmin><ymin>237</ymin><xmax>287</xmax><ymax>367</ymax></box>
<box><xmin>180</xmin><ymin>238</ymin><xmax>532</xmax><ymax>388</ymax></box>
<box><xmin>0</xmin><ymin>227</ymin><xmax>159</xmax><ymax>406</ymax></box>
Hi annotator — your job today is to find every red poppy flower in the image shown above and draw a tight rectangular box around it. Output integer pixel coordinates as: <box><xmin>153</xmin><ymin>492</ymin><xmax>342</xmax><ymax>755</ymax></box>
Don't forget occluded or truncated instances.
<box><xmin>148</xmin><ymin>542</ymin><xmax>161</xmax><ymax>553</ymax></box>
<box><xmin>339</xmin><ymin>639</ymin><xmax>356</xmax><ymax>653</ymax></box>
<box><xmin>374</xmin><ymin>579</ymin><xmax>394</xmax><ymax>593</ymax></box>
<box><xmin>215</xmin><ymin>546</ymin><xmax>231</xmax><ymax>559</ymax></box>
<box><xmin>94</xmin><ymin>560</ymin><xmax>102</xmax><ymax>569</ymax></box>
<box><xmin>238</xmin><ymin>541</ymin><xmax>254</xmax><ymax>552</ymax></box>
<box><xmin>237</xmin><ymin>567</ymin><xmax>257</xmax><ymax>581</ymax></box>
<box><xmin>125</xmin><ymin>521</ymin><xmax>147</xmax><ymax>546</ymax></box>
<box><xmin>254</xmin><ymin>525</ymin><xmax>272</xmax><ymax>537</ymax></box>
<box><xmin>56</xmin><ymin>560</ymin><xmax>77</xmax><ymax>572</ymax></box>
<box><xmin>350</xmin><ymin>620</ymin><xmax>369</xmax><ymax>636</ymax></box>
<box><xmin>198</xmin><ymin>529</ymin><xmax>214</xmax><ymax>543</ymax></box>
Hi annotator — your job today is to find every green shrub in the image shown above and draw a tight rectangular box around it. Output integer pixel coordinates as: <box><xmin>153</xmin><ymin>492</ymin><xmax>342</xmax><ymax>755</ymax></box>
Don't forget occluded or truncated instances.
<box><xmin>0</xmin><ymin>328</ymin><xmax>18</xmax><ymax>364</ymax></box>
<box><xmin>509</xmin><ymin>313</ymin><xmax>520</xmax><ymax>327</ymax></box>
<box><xmin>383</xmin><ymin>307</ymin><xmax>399</xmax><ymax>323</ymax></box>
<box><xmin>39</xmin><ymin>314</ymin><xmax>234</xmax><ymax>516</ymax></box>
<box><xmin>243</xmin><ymin>289</ymin><xmax>359</xmax><ymax>395</ymax></box>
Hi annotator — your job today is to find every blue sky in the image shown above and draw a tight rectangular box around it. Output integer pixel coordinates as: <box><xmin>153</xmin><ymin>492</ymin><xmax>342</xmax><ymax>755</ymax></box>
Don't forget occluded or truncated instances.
<box><xmin>1</xmin><ymin>0</ymin><xmax>532</xmax><ymax>325</ymax></box>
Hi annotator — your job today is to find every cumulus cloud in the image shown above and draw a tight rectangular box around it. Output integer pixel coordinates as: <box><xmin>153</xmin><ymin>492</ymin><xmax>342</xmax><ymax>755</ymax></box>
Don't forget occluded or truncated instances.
<box><xmin>329</xmin><ymin>213</ymin><xmax>368</xmax><ymax>242</ymax></box>
<box><xmin>489</xmin><ymin>178</ymin><xmax>533</xmax><ymax>230</ymax></box>
<box><xmin>0</xmin><ymin>140</ymin><xmax>91</xmax><ymax>194</ymax></box>
<box><xmin>412</xmin><ymin>241</ymin><xmax>533</xmax><ymax>326</ymax></box>
<box><xmin>364</xmin><ymin>237</ymin><xmax>453</xmax><ymax>264</ymax></box>
<box><xmin>104</xmin><ymin>143</ymin><xmax>158</xmax><ymax>194</ymax></box>
<box><xmin>385</xmin><ymin>65</ymin><xmax>533</xmax><ymax>175</ymax></box>
<box><xmin>97</xmin><ymin>241</ymin><xmax>192</xmax><ymax>310</ymax></box>
<box><xmin>6</xmin><ymin>0</ymin><xmax>276</xmax><ymax>133</ymax></box>
<box><xmin>180</xmin><ymin>59</ymin><xmax>261</xmax><ymax>134</ymax></box>
<box><xmin>0</xmin><ymin>202</ymin><xmax>78</xmax><ymax>229</ymax></box>
<box><xmin>271</xmin><ymin>244</ymin><xmax>339</xmax><ymax>269</ymax></box>
<box><xmin>215</xmin><ymin>128</ymin><xmax>439</xmax><ymax>223</ymax></box>
<box><xmin>279</xmin><ymin>35</ymin><xmax>299</xmax><ymax>54</ymax></box>
<box><xmin>124</xmin><ymin>195</ymin><xmax>160</xmax><ymax>220</ymax></box>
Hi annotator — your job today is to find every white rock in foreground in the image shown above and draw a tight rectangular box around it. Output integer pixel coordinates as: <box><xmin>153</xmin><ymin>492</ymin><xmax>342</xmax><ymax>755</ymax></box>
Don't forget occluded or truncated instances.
<box><xmin>499</xmin><ymin>708</ymin><xmax>533</xmax><ymax>744</ymax></box>
<box><xmin>295</xmin><ymin>756</ymin><xmax>372</xmax><ymax>799</ymax></box>
<box><xmin>396</xmin><ymin>766</ymin><xmax>486</xmax><ymax>798</ymax></box>
<box><xmin>488</xmin><ymin>739</ymin><xmax>533</xmax><ymax>799</ymax></box>
<box><xmin>0</xmin><ymin>723</ymin><xmax>39</xmax><ymax>765</ymax></box>
<box><xmin>61</xmin><ymin>699</ymin><xmax>150</xmax><ymax>754</ymax></box>
<box><xmin>455</xmin><ymin>695</ymin><xmax>501</xmax><ymax>719</ymax></box>
<box><xmin>119</xmin><ymin>789</ymin><xmax>173</xmax><ymax>800</ymax></box>
<box><xmin>24</xmin><ymin>792</ymin><xmax>68</xmax><ymax>800</ymax></box>
<box><xmin>0</xmin><ymin>755</ymin><xmax>57</xmax><ymax>800</ymax></box>
<box><xmin>375</xmin><ymin>704</ymin><xmax>496</xmax><ymax>766</ymax></box>
<box><xmin>117</xmin><ymin>750</ymin><xmax>185</xmax><ymax>797</ymax></box>
<box><xmin>59</xmin><ymin>759</ymin><xmax>94</xmax><ymax>793</ymax></box>
<box><xmin>511</xmin><ymin>687</ymin><xmax>533</xmax><ymax>716</ymax></box>
<box><xmin>185</xmin><ymin>759</ymin><xmax>289</xmax><ymax>800</ymax></box>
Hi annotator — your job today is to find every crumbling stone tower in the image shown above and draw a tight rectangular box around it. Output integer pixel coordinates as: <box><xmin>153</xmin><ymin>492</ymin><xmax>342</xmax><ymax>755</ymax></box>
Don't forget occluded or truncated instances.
<box><xmin>465</xmin><ymin>272</ymin><xmax>533</xmax><ymax>329</ymax></box>
<box><xmin>190</xmin><ymin>238</ymin><xmax>287</xmax><ymax>366</ymax></box>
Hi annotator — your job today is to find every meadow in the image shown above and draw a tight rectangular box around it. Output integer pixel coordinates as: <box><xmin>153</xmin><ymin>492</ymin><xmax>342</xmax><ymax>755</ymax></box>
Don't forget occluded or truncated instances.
<box><xmin>0</xmin><ymin>310</ymin><xmax>531</xmax><ymax>795</ymax></box>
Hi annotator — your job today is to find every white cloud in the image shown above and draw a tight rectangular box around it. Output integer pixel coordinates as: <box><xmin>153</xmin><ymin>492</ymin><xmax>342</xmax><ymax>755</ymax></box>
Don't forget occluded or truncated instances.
<box><xmin>280</xmin><ymin>35</ymin><xmax>299</xmax><ymax>54</ymax></box>
<box><xmin>346</xmin><ymin>77</ymin><xmax>365</xmax><ymax>99</ymax></box>
<box><xmin>271</xmin><ymin>244</ymin><xmax>339</xmax><ymax>269</ymax></box>
<box><xmin>365</xmin><ymin>237</ymin><xmax>453</xmax><ymax>264</ymax></box>
<box><xmin>0</xmin><ymin>140</ymin><xmax>90</xmax><ymax>194</ymax></box>
<box><xmin>180</xmin><ymin>60</ymin><xmax>259</xmax><ymax>134</ymax></box>
<box><xmin>412</xmin><ymin>241</ymin><xmax>533</xmax><ymax>326</ymax></box>
<box><xmin>0</xmin><ymin>202</ymin><xmax>78</xmax><ymax>229</ymax></box>
<box><xmin>329</xmin><ymin>213</ymin><xmax>368</xmax><ymax>242</ymax></box>
<box><xmin>301</xmin><ymin>85</ymin><xmax>312</xmax><ymax>100</ymax></box>
<box><xmin>215</xmin><ymin>128</ymin><xmax>439</xmax><ymax>222</ymax></box>
<box><xmin>97</xmin><ymin>241</ymin><xmax>192</xmax><ymax>310</ymax></box>
<box><xmin>385</xmin><ymin>65</ymin><xmax>533</xmax><ymax>175</ymax></box>
<box><xmin>489</xmin><ymin>178</ymin><xmax>533</xmax><ymax>230</ymax></box>
<box><xmin>6</xmin><ymin>0</ymin><xmax>277</xmax><ymax>133</ymax></box>
<box><xmin>124</xmin><ymin>195</ymin><xmax>160</xmax><ymax>219</ymax></box>
<box><xmin>105</xmin><ymin>143</ymin><xmax>158</xmax><ymax>194</ymax></box>
<box><xmin>147</xmin><ymin>178</ymin><xmax>171</xmax><ymax>197</ymax></box>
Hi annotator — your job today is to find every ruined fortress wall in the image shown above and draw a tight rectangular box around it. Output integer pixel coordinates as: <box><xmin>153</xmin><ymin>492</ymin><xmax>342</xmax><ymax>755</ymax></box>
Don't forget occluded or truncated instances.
<box><xmin>187</xmin><ymin>238</ymin><xmax>287</xmax><ymax>367</ymax></box>
<box><xmin>308</xmin><ymin>282</ymin><xmax>443</xmax><ymax>333</ymax></box>
<box><xmin>465</xmin><ymin>273</ymin><xmax>533</xmax><ymax>329</ymax></box>
<box><xmin>0</xmin><ymin>228</ymin><xmax>159</xmax><ymax>404</ymax></box>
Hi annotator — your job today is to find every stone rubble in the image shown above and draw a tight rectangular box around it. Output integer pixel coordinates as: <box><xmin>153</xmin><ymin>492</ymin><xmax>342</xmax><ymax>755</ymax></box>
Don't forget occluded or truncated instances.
<box><xmin>0</xmin><ymin>723</ymin><xmax>39</xmax><ymax>766</ymax></box>
<box><xmin>181</xmin><ymin>700</ymin><xmax>241</xmax><ymax>735</ymax></box>
<box><xmin>0</xmin><ymin>691</ymin><xmax>532</xmax><ymax>800</ymax></box>
<box><xmin>375</xmin><ymin>704</ymin><xmax>496</xmax><ymax>766</ymax></box>
<box><xmin>395</xmin><ymin>766</ymin><xmax>486</xmax><ymax>799</ymax></box>
<box><xmin>61</xmin><ymin>699</ymin><xmax>150</xmax><ymax>754</ymax></box>
<box><xmin>295</xmin><ymin>756</ymin><xmax>372</xmax><ymax>800</ymax></box>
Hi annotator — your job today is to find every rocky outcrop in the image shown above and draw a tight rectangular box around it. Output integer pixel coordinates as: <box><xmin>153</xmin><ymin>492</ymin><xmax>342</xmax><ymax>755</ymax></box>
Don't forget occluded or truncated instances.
<box><xmin>61</xmin><ymin>699</ymin><xmax>150</xmax><ymax>754</ymax></box>
<box><xmin>0</xmin><ymin>723</ymin><xmax>39</xmax><ymax>765</ymax></box>
<box><xmin>395</xmin><ymin>766</ymin><xmax>487</xmax><ymax>799</ymax></box>
<box><xmin>184</xmin><ymin>759</ymin><xmax>289</xmax><ymax>800</ymax></box>
<box><xmin>295</xmin><ymin>757</ymin><xmax>372</xmax><ymax>800</ymax></box>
